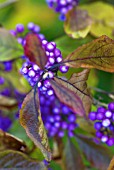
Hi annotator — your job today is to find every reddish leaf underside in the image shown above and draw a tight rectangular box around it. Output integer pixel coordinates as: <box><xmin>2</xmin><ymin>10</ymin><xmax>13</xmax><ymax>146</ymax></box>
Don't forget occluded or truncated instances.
<box><xmin>24</xmin><ymin>33</ymin><xmax>47</xmax><ymax>69</ymax></box>
<box><xmin>19</xmin><ymin>89</ymin><xmax>52</xmax><ymax>161</ymax></box>
<box><xmin>50</xmin><ymin>79</ymin><xmax>86</xmax><ymax>117</ymax></box>
<box><xmin>65</xmin><ymin>35</ymin><xmax>114</xmax><ymax>72</ymax></box>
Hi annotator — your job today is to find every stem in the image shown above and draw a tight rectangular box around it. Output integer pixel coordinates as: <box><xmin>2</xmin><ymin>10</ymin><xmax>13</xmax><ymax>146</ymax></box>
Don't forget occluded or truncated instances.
<box><xmin>90</xmin><ymin>86</ymin><xmax>114</xmax><ymax>100</ymax></box>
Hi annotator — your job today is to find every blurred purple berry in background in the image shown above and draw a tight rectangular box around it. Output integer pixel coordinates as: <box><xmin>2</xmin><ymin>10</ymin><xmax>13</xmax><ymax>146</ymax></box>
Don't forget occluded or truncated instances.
<box><xmin>46</xmin><ymin>0</ymin><xmax>79</xmax><ymax>21</ymax></box>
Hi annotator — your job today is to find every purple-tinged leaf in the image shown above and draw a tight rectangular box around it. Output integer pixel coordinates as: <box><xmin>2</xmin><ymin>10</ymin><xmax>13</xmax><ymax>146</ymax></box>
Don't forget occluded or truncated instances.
<box><xmin>76</xmin><ymin>135</ymin><xmax>113</xmax><ymax>170</ymax></box>
<box><xmin>19</xmin><ymin>89</ymin><xmax>52</xmax><ymax>161</ymax></box>
<box><xmin>24</xmin><ymin>33</ymin><xmax>47</xmax><ymax>69</ymax></box>
<box><xmin>107</xmin><ymin>157</ymin><xmax>114</xmax><ymax>170</ymax></box>
<box><xmin>62</xmin><ymin>138</ymin><xmax>85</xmax><ymax>170</ymax></box>
<box><xmin>0</xmin><ymin>150</ymin><xmax>47</xmax><ymax>169</ymax></box>
<box><xmin>50</xmin><ymin>79</ymin><xmax>86</xmax><ymax>116</ymax></box>
<box><xmin>0</xmin><ymin>130</ymin><xmax>27</xmax><ymax>152</ymax></box>
<box><xmin>64</xmin><ymin>8</ymin><xmax>92</xmax><ymax>39</ymax></box>
<box><xmin>65</xmin><ymin>35</ymin><xmax>114</xmax><ymax>73</ymax></box>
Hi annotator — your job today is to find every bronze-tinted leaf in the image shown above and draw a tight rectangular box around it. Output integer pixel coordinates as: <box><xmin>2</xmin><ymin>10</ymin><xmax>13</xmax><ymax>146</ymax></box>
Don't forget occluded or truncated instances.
<box><xmin>19</xmin><ymin>89</ymin><xmax>52</xmax><ymax>161</ymax></box>
<box><xmin>24</xmin><ymin>33</ymin><xmax>47</xmax><ymax>69</ymax></box>
<box><xmin>107</xmin><ymin>157</ymin><xmax>114</xmax><ymax>170</ymax></box>
<box><xmin>55</xmin><ymin>69</ymin><xmax>92</xmax><ymax>114</ymax></box>
<box><xmin>76</xmin><ymin>135</ymin><xmax>113</xmax><ymax>170</ymax></box>
<box><xmin>65</xmin><ymin>35</ymin><xmax>114</xmax><ymax>73</ymax></box>
<box><xmin>50</xmin><ymin>79</ymin><xmax>86</xmax><ymax>116</ymax></box>
<box><xmin>64</xmin><ymin>8</ymin><xmax>92</xmax><ymax>39</ymax></box>
<box><xmin>0</xmin><ymin>130</ymin><xmax>27</xmax><ymax>152</ymax></box>
<box><xmin>0</xmin><ymin>150</ymin><xmax>47</xmax><ymax>169</ymax></box>
<box><xmin>0</xmin><ymin>95</ymin><xmax>17</xmax><ymax>109</ymax></box>
<box><xmin>63</xmin><ymin>138</ymin><xmax>85</xmax><ymax>170</ymax></box>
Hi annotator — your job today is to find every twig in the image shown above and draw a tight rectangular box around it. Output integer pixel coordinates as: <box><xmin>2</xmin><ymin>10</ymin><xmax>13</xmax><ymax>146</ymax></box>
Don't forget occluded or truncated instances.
<box><xmin>90</xmin><ymin>86</ymin><xmax>114</xmax><ymax>100</ymax></box>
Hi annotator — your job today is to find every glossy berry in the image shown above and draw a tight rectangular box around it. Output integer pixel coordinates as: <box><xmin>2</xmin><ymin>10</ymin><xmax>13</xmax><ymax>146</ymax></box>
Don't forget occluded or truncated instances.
<box><xmin>46</xmin><ymin>0</ymin><xmax>79</xmax><ymax>21</ymax></box>
<box><xmin>89</xmin><ymin>102</ymin><xmax>114</xmax><ymax>146</ymax></box>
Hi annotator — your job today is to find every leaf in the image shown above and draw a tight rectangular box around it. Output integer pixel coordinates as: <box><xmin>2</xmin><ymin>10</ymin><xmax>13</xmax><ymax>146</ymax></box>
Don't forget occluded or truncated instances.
<box><xmin>0</xmin><ymin>95</ymin><xmax>17</xmax><ymax>109</ymax></box>
<box><xmin>55</xmin><ymin>35</ymin><xmax>94</xmax><ymax>58</ymax></box>
<box><xmin>62</xmin><ymin>138</ymin><xmax>85</xmax><ymax>170</ymax></box>
<box><xmin>64</xmin><ymin>8</ymin><xmax>92</xmax><ymax>39</ymax></box>
<box><xmin>107</xmin><ymin>157</ymin><xmax>114</xmax><ymax>170</ymax></box>
<box><xmin>76</xmin><ymin>135</ymin><xmax>113</xmax><ymax>170</ymax></box>
<box><xmin>59</xmin><ymin>69</ymin><xmax>92</xmax><ymax>114</ymax></box>
<box><xmin>65</xmin><ymin>35</ymin><xmax>114</xmax><ymax>73</ymax></box>
<box><xmin>24</xmin><ymin>33</ymin><xmax>47</xmax><ymax>69</ymax></box>
<box><xmin>0</xmin><ymin>28</ymin><xmax>23</xmax><ymax>61</ymax></box>
<box><xmin>19</xmin><ymin>89</ymin><xmax>52</xmax><ymax>161</ymax></box>
<box><xmin>50</xmin><ymin>79</ymin><xmax>86</xmax><ymax>116</ymax></box>
<box><xmin>0</xmin><ymin>130</ymin><xmax>27</xmax><ymax>152</ymax></box>
<box><xmin>0</xmin><ymin>150</ymin><xmax>47</xmax><ymax>169</ymax></box>
<box><xmin>80</xmin><ymin>2</ymin><xmax>114</xmax><ymax>39</ymax></box>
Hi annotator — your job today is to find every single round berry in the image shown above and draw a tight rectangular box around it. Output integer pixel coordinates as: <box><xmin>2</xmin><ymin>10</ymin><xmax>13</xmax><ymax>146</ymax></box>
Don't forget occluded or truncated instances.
<box><xmin>16</xmin><ymin>24</ymin><xmax>24</xmax><ymax>33</ymax></box>
<box><xmin>108</xmin><ymin>102</ymin><xmax>114</xmax><ymax>112</ymax></box>
<box><xmin>94</xmin><ymin>122</ymin><xmax>102</xmax><ymax>130</ymax></box>
<box><xmin>89</xmin><ymin>112</ymin><xmax>96</xmax><ymax>121</ymax></box>
<box><xmin>102</xmin><ymin>118</ymin><xmax>111</xmax><ymax>127</ymax></box>
<box><xmin>59</xmin><ymin>65</ymin><xmax>69</xmax><ymax>73</ymax></box>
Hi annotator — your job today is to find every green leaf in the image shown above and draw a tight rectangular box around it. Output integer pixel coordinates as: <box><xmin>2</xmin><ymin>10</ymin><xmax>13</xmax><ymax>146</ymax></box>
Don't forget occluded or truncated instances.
<box><xmin>65</xmin><ymin>35</ymin><xmax>114</xmax><ymax>73</ymax></box>
<box><xmin>0</xmin><ymin>150</ymin><xmax>47</xmax><ymax>169</ymax></box>
<box><xmin>19</xmin><ymin>89</ymin><xmax>52</xmax><ymax>161</ymax></box>
<box><xmin>76</xmin><ymin>135</ymin><xmax>113</xmax><ymax>170</ymax></box>
<box><xmin>50</xmin><ymin>78</ymin><xmax>86</xmax><ymax>116</ymax></box>
<box><xmin>64</xmin><ymin>8</ymin><xmax>92</xmax><ymax>39</ymax></box>
<box><xmin>0</xmin><ymin>130</ymin><xmax>27</xmax><ymax>152</ymax></box>
<box><xmin>107</xmin><ymin>157</ymin><xmax>114</xmax><ymax>170</ymax></box>
<box><xmin>62</xmin><ymin>138</ymin><xmax>85</xmax><ymax>170</ymax></box>
<box><xmin>80</xmin><ymin>1</ymin><xmax>114</xmax><ymax>39</ymax></box>
<box><xmin>0</xmin><ymin>28</ymin><xmax>23</xmax><ymax>61</ymax></box>
<box><xmin>55</xmin><ymin>35</ymin><xmax>94</xmax><ymax>58</ymax></box>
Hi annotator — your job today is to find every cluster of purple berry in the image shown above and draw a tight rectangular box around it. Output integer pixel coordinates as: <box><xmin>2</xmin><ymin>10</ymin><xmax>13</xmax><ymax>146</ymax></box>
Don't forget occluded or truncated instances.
<box><xmin>0</xmin><ymin>111</ymin><xmax>12</xmax><ymax>132</ymax></box>
<box><xmin>40</xmin><ymin>90</ymin><xmax>78</xmax><ymax>138</ymax></box>
<box><xmin>10</xmin><ymin>22</ymin><xmax>44</xmax><ymax>46</ymax></box>
<box><xmin>17</xmin><ymin>22</ymin><xmax>78</xmax><ymax>138</ymax></box>
<box><xmin>46</xmin><ymin>0</ymin><xmax>79</xmax><ymax>20</ymax></box>
<box><xmin>89</xmin><ymin>102</ymin><xmax>114</xmax><ymax>146</ymax></box>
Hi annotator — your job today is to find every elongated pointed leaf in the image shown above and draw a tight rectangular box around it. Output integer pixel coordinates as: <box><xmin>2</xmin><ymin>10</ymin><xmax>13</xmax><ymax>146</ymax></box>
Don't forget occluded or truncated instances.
<box><xmin>76</xmin><ymin>135</ymin><xmax>112</xmax><ymax>170</ymax></box>
<box><xmin>24</xmin><ymin>33</ymin><xmax>47</xmax><ymax>69</ymax></box>
<box><xmin>50</xmin><ymin>79</ymin><xmax>86</xmax><ymax>116</ymax></box>
<box><xmin>63</xmin><ymin>138</ymin><xmax>85</xmax><ymax>170</ymax></box>
<box><xmin>0</xmin><ymin>150</ymin><xmax>47</xmax><ymax>169</ymax></box>
<box><xmin>55</xmin><ymin>69</ymin><xmax>92</xmax><ymax>114</ymax></box>
<box><xmin>0</xmin><ymin>28</ymin><xmax>23</xmax><ymax>61</ymax></box>
<box><xmin>65</xmin><ymin>35</ymin><xmax>114</xmax><ymax>73</ymax></box>
<box><xmin>19</xmin><ymin>89</ymin><xmax>52</xmax><ymax>161</ymax></box>
<box><xmin>107</xmin><ymin>157</ymin><xmax>114</xmax><ymax>170</ymax></box>
<box><xmin>0</xmin><ymin>130</ymin><xmax>27</xmax><ymax>152</ymax></box>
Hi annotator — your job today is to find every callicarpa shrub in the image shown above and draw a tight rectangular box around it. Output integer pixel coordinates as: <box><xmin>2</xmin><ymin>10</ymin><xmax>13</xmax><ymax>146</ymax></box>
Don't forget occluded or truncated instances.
<box><xmin>0</xmin><ymin>0</ymin><xmax>114</xmax><ymax>170</ymax></box>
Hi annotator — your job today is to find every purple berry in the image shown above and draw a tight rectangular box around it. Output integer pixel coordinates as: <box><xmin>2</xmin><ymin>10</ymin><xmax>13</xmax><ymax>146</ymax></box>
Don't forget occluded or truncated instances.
<box><xmin>108</xmin><ymin>102</ymin><xmax>114</xmax><ymax>112</ymax></box>
<box><xmin>94</xmin><ymin>122</ymin><xmax>102</xmax><ymax>130</ymax></box>
<box><xmin>59</xmin><ymin>65</ymin><xmax>69</xmax><ymax>73</ymax></box>
<box><xmin>102</xmin><ymin>118</ymin><xmax>111</xmax><ymax>127</ymax></box>
<box><xmin>89</xmin><ymin>112</ymin><xmax>96</xmax><ymax>121</ymax></box>
<box><xmin>16</xmin><ymin>24</ymin><xmax>24</xmax><ymax>33</ymax></box>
